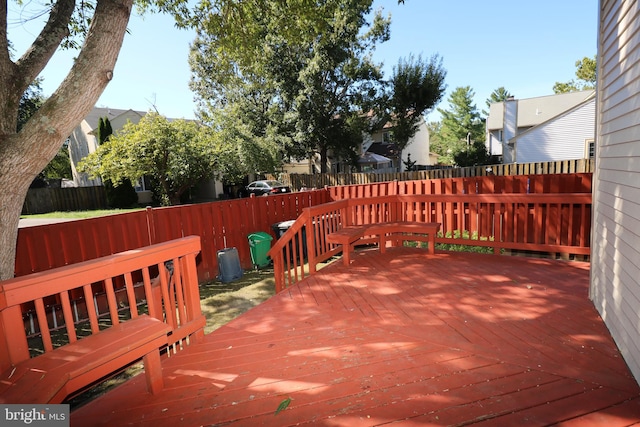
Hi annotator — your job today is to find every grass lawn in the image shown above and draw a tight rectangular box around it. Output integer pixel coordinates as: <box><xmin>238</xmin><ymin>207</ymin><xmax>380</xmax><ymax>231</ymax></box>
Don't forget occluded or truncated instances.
<box><xmin>21</xmin><ymin>208</ymin><xmax>144</xmax><ymax>220</ymax></box>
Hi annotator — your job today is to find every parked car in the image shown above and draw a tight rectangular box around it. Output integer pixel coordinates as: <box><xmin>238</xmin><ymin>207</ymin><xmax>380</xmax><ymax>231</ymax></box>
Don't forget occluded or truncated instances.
<box><xmin>245</xmin><ymin>180</ymin><xmax>291</xmax><ymax>196</ymax></box>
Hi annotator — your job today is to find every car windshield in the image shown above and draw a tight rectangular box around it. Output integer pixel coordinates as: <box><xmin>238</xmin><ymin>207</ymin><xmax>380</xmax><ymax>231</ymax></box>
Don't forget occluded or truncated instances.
<box><xmin>265</xmin><ymin>181</ymin><xmax>283</xmax><ymax>187</ymax></box>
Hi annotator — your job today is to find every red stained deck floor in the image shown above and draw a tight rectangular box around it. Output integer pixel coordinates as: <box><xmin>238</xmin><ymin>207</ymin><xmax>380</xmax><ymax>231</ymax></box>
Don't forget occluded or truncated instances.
<box><xmin>72</xmin><ymin>248</ymin><xmax>640</xmax><ymax>426</ymax></box>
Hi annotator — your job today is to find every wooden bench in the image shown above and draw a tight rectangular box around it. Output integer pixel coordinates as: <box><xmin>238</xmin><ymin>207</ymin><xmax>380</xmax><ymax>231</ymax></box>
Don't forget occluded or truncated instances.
<box><xmin>326</xmin><ymin>222</ymin><xmax>441</xmax><ymax>266</ymax></box>
<box><xmin>0</xmin><ymin>315</ymin><xmax>170</xmax><ymax>404</ymax></box>
<box><xmin>0</xmin><ymin>236</ymin><xmax>206</xmax><ymax>404</ymax></box>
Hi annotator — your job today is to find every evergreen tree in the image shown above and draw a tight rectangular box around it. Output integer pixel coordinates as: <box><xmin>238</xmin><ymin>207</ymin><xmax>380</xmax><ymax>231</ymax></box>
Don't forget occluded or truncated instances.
<box><xmin>104</xmin><ymin>118</ymin><xmax>113</xmax><ymax>139</ymax></box>
<box><xmin>482</xmin><ymin>87</ymin><xmax>512</xmax><ymax>116</ymax></box>
<box><xmin>96</xmin><ymin>116</ymin><xmax>138</xmax><ymax>208</ymax></box>
<box><xmin>432</xmin><ymin>86</ymin><xmax>489</xmax><ymax>167</ymax></box>
<box><xmin>403</xmin><ymin>153</ymin><xmax>417</xmax><ymax>171</ymax></box>
<box><xmin>97</xmin><ymin>117</ymin><xmax>106</xmax><ymax>144</ymax></box>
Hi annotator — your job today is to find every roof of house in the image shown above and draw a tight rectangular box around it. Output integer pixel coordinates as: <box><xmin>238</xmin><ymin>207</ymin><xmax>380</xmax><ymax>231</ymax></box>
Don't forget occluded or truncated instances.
<box><xmin>486</xmin><ymin>90</ymin><xmax>595</xmax><ymax>130</ymax></box>
<box><xmin>509</xmin><ymin>94</ymin><xmax>596</xmax><ymax>144</ymax></box>
<box><xmin>368</xmin><ymin>142</ymin><xmax>400</xmax><ymax>159</ymax></box>
<box><xmin>83</xmin><ymin>107</ymin><xmax>146</xmax><ymax>131</ymax></box>
<box><xmin>358</xmin><ymin>152</ymin><xmax>392</xmax><ymax>164</ymax></box>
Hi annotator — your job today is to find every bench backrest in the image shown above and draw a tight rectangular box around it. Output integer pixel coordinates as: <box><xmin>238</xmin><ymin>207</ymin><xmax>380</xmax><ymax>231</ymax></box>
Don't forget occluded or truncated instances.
<box><xmin>0</xmin><ymin>236</ymin><xmax>203</xmax><ymax>372</ymax></box>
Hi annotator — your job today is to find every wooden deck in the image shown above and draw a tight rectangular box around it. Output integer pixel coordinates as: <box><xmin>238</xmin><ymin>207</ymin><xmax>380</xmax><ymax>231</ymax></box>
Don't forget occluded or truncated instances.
<box><xmin>72</xmin><ymin>248</ymin><xmax>640</xmax><ymax>426</ymax></box>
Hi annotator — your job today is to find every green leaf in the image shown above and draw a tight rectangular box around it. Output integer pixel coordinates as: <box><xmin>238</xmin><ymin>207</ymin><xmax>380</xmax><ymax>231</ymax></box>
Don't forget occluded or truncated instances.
<box><xmin>275</xmin><ymin>397</ymin><xmax>291</xmax><ymax>415</ymax></box>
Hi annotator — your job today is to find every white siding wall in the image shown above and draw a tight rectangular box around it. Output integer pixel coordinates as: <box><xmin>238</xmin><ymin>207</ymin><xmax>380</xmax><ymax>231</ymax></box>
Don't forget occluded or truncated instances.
<box><xmin>503</xmin><ymin>99</ymin><xmax>517</xmax><ymax>163</ymax></box>
<box><xmin>592</xmin><ymin>0</ymin><xmax>640</xmax><ymax>383</ymax></box>
<box><xmin>515</xmin><ymin>100</ymin><xmax>595</xmax><ymax>163</ymax></box>
<box><xmin>69</xmin><ymin>121</ymin><xmax>102</xmax><ymax>187</ymax></box>
<box><xmin>486</xmin><ymin>132</ymin><xmax>503</xmax><ymax>157</ymax></box>
<box><xmin>403</xmin><ymin>120</ymin><xmax>431</xmax><ymax>169</ymax></box>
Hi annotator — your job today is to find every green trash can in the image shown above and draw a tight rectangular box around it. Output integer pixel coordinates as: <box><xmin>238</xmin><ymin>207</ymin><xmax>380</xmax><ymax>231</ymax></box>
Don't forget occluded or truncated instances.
<box><xmin>248</xmin><ymin>231</ymin><xmax>273</xmax><ymax>269</ymax></box>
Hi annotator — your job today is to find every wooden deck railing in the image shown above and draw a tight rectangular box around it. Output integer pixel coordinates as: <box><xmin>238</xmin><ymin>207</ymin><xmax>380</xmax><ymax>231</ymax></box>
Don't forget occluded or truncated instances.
<box><xmin>15</xmin><ymin>189</ymin><xmax>332</xmax><ymax>281</ymax></box>
<box><xmin>328</xmin><ymin>173</ymin><xmax>593</xmax><ymax>199</ymax></box>
<box><xmin>267</xmin><ymin>193</ymin><xmax>592</xmax><ymax>292</ymax></box>
<box><xmin>0</xmin><ymin>236</ymin><xmax>206</xmax><ymax>375</ymax></box>
<box><xmin>16</xmin><ymin>174</ymin><xmax>591</xmax><ymax>290</ymax></box>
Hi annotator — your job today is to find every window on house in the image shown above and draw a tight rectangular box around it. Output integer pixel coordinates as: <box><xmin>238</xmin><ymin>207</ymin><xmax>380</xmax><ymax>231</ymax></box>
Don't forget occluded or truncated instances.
<box><xmin>585</xmin><ymin>139</ymin><xmax>595</xmax><ymax>159</ymax></box>
<box><xmin>383</xmin><ymin>132</ymin><xmax>391</xmax><ymax>144</ymax></box>
<box><xmin>134</xmin><ymin>176</ymin><xmax>151</xmax><ymax>192</ymax></box>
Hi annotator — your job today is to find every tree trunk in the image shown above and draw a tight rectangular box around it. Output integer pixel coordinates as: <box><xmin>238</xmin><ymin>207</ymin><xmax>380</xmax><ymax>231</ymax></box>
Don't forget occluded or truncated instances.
<box><xmin>0</xmin><ymin>0</ymin><xmax>133</xmax><ymax>280</ymax></box>
<box><xmin>320</xmin><ymin>144</ymin><xmax>328</xmax><ymax>174</ymax></box>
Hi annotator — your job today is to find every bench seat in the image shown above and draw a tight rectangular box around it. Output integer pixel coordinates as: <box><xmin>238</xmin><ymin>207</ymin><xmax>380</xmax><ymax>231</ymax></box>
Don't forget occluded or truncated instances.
<box><xmin>325</xmin><ymin>226</ymin><xmax>369</xmax><ymax>266</ymax></box>
<box><xmin>326</xmin><ymin>222</ymin><xmax>441</xmax><ymax>266</ymax></box>
<box><xmin>0</xmin><ymin>314</ymin><xmax>170</xmax><ymax>404</ymax></box>
<box><xmin>367</xmin><ymin>221</ymin><xmax>440</xmax><ymax>255</ymax></box>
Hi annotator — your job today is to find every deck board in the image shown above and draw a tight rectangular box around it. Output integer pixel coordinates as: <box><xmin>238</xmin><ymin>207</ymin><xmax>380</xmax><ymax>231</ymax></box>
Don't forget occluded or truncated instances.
<box><xmin>72</xmin><ymin>248</ymin><xmax>640</xmax><ymax>426</ymax></box>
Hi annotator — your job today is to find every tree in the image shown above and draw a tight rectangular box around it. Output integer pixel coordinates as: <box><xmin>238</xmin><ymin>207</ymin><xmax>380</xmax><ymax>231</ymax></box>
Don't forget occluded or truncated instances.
<box><xmin>386</xmin><ymin>54</ymin><xmax>447</xmax><ymax>151</ymax></box>
<box><xmin>1</xmin><ymin>0</ymin><xmax>134</xmax><ymax>279</ymax></box>
<box><xmin>187</xmin><ymin>0</ymin><xmax>390</xmax><ymax>173</ymax></box>
<box><xmin>453</xmin><ymin>139</ymin><xmax>491</xmax><ymax>167</ymax></box>
<box><xmin>17</xmin><ymin>78</ymin><xmax>72</xmax><ymax>182</ymax></box>
<box><xmin>17</xmin><ymin>79</ymin><xmax>45</xmax><ymax>132</ymax></box>
<box><xmin>431</xmin><ymin>86</ymin><xmax>489</xmax><ymax>166</ymax></box>
<box><xmin>96</xmin><ymin>116</ymin><xmax>138</xmax><ymax>208</ymax></box>
<box><xmin>206</xmin><ymin>105</ymin><xmax>284</xmax><ymax>183</ymax></box>
<box><xmin>41</xmin><ymin>143</ymin><xmax>72</xmax><ymax>181</ymax></box>
<box><xmin>482</xmin><ymin>86</ymin><xmax>512</xmax><ymax>116</ymax></box>
<box><xmin>79</xmin><ymin>113</ymin><xmax>216</xmax><ymax>206</ymax></box>
<box><xmin>1</xmin><ymin>0</ymin><xmax>408</xmax><ymax>279</ymax></box>
<box><xmin>553</xmin><ymin>55</ymin><xmax>596</xmax><ymax>94</ymax></box>
<box><xmin>427</xmin><ymin>120</ymin><xmax>449</xmax><ymax>164</ymax></box>
<box><xmin>403</xmin><ymin>153</ymin><xmax>416</xmax><ymax>171</ymax></box>
<box><xmin>96</xmin><ymin>117</ymin><xmax>111</xmax><ymax>146</ymax></box>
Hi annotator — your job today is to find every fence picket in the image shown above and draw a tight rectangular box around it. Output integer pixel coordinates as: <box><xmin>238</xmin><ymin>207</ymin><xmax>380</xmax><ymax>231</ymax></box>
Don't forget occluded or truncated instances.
<box><xmin>16</xmin><ymin>174</ymin><xmax>592</xmax><ymax>282</ymax></box>
<box><xmin>270</xmin><ymin>159</ymin><xmax>594</xmax><ymax>190</ymax></box>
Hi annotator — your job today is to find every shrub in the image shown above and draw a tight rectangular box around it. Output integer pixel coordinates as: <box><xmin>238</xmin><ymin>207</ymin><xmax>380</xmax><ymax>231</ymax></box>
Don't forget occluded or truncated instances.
<box><xmin>104</xmin><ymin>179</ymin><xmax>138</xmax><ymax>208</ymax></box>
<box><xmin>435</xmin><ymin>230</ymin><xmax>496</xmax><ymax>254</ymax></box>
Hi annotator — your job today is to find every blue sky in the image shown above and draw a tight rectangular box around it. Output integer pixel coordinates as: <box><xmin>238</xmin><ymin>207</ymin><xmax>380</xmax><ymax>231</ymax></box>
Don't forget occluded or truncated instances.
<box><xmin>9</xmin><ymin>0</ymin><xmax>598</xmax><ymax>121</ymax></box>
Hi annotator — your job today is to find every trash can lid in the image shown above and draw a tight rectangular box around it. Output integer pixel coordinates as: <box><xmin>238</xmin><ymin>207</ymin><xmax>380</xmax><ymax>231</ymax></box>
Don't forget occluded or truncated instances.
<box><xmin>248</xmin><ymin>231</ymin><xmax>273</xmax><ymax>240</ymax></box>
<box><xmin>273</xmin><ymin>220</ymin><xmax>296</xmax><ymax>229</ymax></box>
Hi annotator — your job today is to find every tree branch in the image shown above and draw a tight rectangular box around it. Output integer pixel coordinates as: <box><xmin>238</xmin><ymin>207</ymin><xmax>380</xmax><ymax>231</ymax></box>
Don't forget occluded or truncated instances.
<box><xmin>14</xmin><ymin>0</ymin><xmax>76</xmax><ymax>93</ymax></box>
<box><xmin>17</xmin><ymin>0</ymin><xmax>133</xmax><ymax>172</ymax></box>
<box><xmin>0</xmin><ymin>0</ymin><xmax>9</xmax><ymax>63</ymax></box>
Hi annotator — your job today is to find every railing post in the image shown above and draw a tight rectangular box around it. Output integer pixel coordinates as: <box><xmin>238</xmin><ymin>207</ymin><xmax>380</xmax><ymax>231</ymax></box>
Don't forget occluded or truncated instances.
<box><xmin>181</xmin><ymin>252</ymin><xmax>205</xmax><ymax>342</ymax></box>
<box><xmin>0</xmin><ymin>303</ymin><xmax>32</xmax><ymax>370</ymax></box>
<box><xmin>306</xmin><ymin>214</ymin><xmax>316</xmax><ymax>274</ymax></box>
<box><xmin>342</xmin><ymin>201</ymin><xmax>352</xmax><ymax>227</ymax></box>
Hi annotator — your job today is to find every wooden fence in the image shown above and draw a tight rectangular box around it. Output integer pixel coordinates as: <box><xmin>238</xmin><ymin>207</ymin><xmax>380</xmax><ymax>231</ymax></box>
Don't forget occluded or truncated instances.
<box><xmin>272</xmin><ymin>159</ymin><xmax>594</xmax><ymax>191</ymax></box>
<box><xmin>22</xmin><ymin>186</ymin><xmax>108</xmax><ymax>215</ymax></box>
<box><xmin>14</xmin><ymin>173</ymin><xmax>593</xmax><ymax>285</ymax></box>
<box><xmin>21</xmin><ymin>160</ymin><xmax>592</xmax><ymax>215</ymax></box>
<box><xmin>329</xmin><ymin>173</ymin><xmax>593</xmax><ymax>199</ymax></box>
<box><xmin>15</xmin><ymin>190</ymin><xmax>332</xmax><ymax>281</ymax></box>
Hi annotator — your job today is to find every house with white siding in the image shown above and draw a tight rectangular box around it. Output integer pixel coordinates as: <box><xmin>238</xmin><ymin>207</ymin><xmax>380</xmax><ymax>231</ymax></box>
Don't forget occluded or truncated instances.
<box><xmin>486</xmin><ymin>90</ymin><xmax>595</xmax><ymax>163</ymax></box>
<box><xmin>282</xmin><ymin>117</ymin><xmax>434</xmax><ymax>174</ymax></box>
<box><xmin>68</xmin><ymin>107</ymin><xmax>224</xmax><ymax>203</ymax></box>
<box><xmin>68</xmin><ymin>108</ymin><xmax>146</xmax><ymax>188</ymax></box>
<box><xmin>512</xmin><ymin>94</ymin><xmax>595</xmax><ymax>163</ymax></box>
<box><xmin>592</xmin><ymin>0</ymin><xmax>640</xmax><ymax>385</ymax></box>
